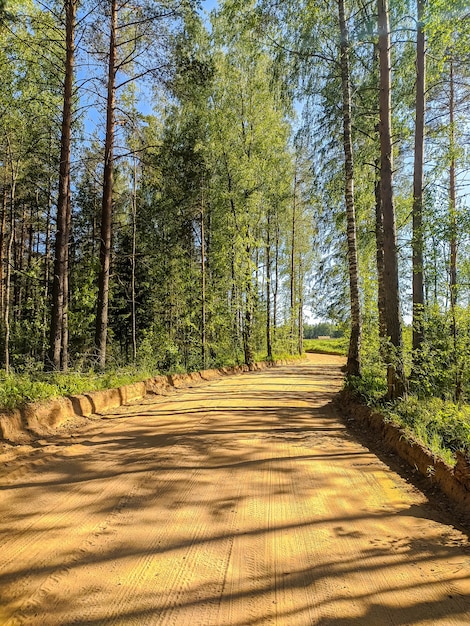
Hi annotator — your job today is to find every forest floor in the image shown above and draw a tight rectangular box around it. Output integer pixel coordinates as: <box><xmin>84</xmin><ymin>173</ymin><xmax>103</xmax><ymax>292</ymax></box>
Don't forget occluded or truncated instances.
<box><xmin>1</xmin><ymin>354</ymin><xmax>470</xmax><ymax>625</ymax></box>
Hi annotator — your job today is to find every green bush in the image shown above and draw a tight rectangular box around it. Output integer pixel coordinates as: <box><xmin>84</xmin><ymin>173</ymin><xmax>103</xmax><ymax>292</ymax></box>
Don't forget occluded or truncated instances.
<box><xmin>347</xmin><ymin>361</ymin><xmax>470</xmax><ymax>463</ymax></box>
<box><xmin>387</xmin><ymin>396</ymin><xmax>470</xmax><ymax>456</ymax></box>
<box><xmin>0</xmin><ymin>369</ymin><xmax>151</xmax><ymax>411</ymax></box>
<box><xmin>345</xmin><ymin>366</ymin><xmax>387</xmax><ymax>405</ymax></box>
<box><xmin>0</xmin><ymin>374</ymin><xmax>59</xmax><ymax>409</ymax></box>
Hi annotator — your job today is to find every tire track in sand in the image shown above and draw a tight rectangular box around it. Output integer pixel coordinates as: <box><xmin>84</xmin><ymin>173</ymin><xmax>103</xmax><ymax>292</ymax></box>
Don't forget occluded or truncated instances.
<box><xmin>1</xmin><ymin>354</ymin><xmax>470</xmax><ymax>625</ymax></box>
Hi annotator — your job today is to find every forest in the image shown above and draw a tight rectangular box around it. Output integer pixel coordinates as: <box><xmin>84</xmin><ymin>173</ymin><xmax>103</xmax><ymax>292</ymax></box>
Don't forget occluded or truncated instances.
<box><xmin>0</xmin><ymin>0</ymin><xmax>470</xmax><ymax>456</ymax></box>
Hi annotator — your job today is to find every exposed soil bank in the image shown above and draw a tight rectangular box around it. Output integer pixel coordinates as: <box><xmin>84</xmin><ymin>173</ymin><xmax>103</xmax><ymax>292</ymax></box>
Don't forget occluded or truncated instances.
<box><xmin>337</xmin><ymin>390</ymin><xmax>470</xmax><ymax>517</ymax></box>
<box><xmin>0</xmin><ymin>360</ymin><xmax>289</xmax><ymax>444</ymax></box>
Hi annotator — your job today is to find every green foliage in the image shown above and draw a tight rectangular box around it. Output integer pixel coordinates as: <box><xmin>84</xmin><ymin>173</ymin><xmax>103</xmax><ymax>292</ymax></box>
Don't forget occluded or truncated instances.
<box><xmin>1</xmin><ymin>0</ymin><xmax>469</xmax><ymax>444</ymax></box>
<box><xmin>0</xmin><ymin>368</ymin><xmax>151</xmax><ymax>410</ymax></box>
<box><xmin>345</xmin><ymin>365</ymin><xmax>388</xmax><ymax>405</ymax></box>
<box><xmin>387</xmin><ymin>396</ymin><xmax>470</xmax><ymax>461</ymax></box>
<box><xmin>409</xmin><ymin>306</ymin><xmax>470</xmax><ymax>400</ymax></box>
<box><xmin>0</xmin><ymin>375</ymin><xmax>58</xmax><ymax>409</ymax></box>
<box><xmin>346</xmin><ymin>360</ymin><xmax>470</xmax><ymax>462</ymax></box>
<box><xmin>303</xmin><ymin>322</ymin><xmax>344</xmax><ymax>339</ymax></box>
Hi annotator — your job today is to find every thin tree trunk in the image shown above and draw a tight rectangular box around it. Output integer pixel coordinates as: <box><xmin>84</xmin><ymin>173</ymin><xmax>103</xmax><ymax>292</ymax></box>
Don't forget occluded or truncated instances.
<box><xmin>4</xmin><ymin>223</ymin><xmax>13</xmax><ymax>374</ymax></box>
<box><xmin>449</xmin><ymin>57</ymin><xmax>457</xmax><ymax>311</ymax></box>
<box><xmin>95</xmin><ymin>0</ymin><xmax>117</xmax><ymax>369</ymax></box>
<box><xmin>412</xmin><ymin>0</ymin><xmax>426</xmax><ymax>366</ymax></box>
<box><xmin>230</xmin><ymin>245</ymin><xmax>239</xmax><ymax>353</ymax></box>
<box><xmin>131</xmin><ymin>155</ymin><xmax>137</xmax><ymax>363</ymax></box>
<box><xmin>42</xmin><ymin>160</ymin><xmax>53</xmax><ymax>363</ymax></box>
<box><xmin>266</xmin><ymin>210</ymin><xmax>272</xmax><ymax>360</ymax></box>
<box><xmin>339</xmin><ymin>0</ymin><xmax>362</xmax><ymax>376</ymax></box>
<box><xmin>297</xmin><ymin>255</ymin><xmax>303</xmax><ymax>355</ymax></box>
<box><xmin>290</xmin><ymin>175</ymin><xmax>296</xmax><ymax>355</ymax></box>
<box><xmin>243</xmin><ymin>253</ymin><xmax>254</xmax><ymax>368</ymax></box>
<box><xmin>4</xmin><ymin>177</ymin><xmax>16</xmax><ymax>374</ymax></box>
<box><xmin>273</xmin><ymin>217</ymin><xmax>279</xmax><ymax>334</ymax></box>
<box><xmin>448</xmin><ymin>57</ymin><xmax>460</xmax><ymax>399</ymax></box>
<box><xmin>375</xmin><ymin>161</ymin><xmax>387</xmax><ymax>344</ymax></box>
<box><xmin>14</xmin><ymin>206</ymin><xmax>26</xmax><ymax>319</ymax></box>
<box><xmin>0</xmin><ymin>166</ymin><xmax>7</xmax><ymax>318</ymax></box>
<box><xmin>61</xmin><ymin>191</ymin><xmax>72</xmax><ymax>371</ymax></box>
<box><xmin>48</xmin><ymin>0</ymin><xmax>76</xmax><ymax>370</ymax></box>
<box><xmin>377</xmin><ymin>0</ymin><xmax>406</xmax><ymax>398</ymax></box>
<box><xmin>200</xmin><ymin>194</ymin><xmax>207</xmax><ymax>369</ymax></box>
<box><xmin>27</xmin><ymin>206</ymin><xmax>33</xmax><ymax>272</ymax></box>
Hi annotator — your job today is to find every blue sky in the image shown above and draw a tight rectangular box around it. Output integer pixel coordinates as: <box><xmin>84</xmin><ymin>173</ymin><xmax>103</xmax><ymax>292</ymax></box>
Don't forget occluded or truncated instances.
<box><xmin>202</xmin><ymin>0</ymin><xmax>218</xmax><ymax>10</ymax></box>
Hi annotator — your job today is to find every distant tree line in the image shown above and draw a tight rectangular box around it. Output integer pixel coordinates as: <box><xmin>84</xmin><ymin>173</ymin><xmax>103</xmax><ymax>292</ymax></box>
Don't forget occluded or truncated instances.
<box><xmin>303</xmin><ymin>323</ymin><xmax>344</xmax><ymax>339</ymax></box>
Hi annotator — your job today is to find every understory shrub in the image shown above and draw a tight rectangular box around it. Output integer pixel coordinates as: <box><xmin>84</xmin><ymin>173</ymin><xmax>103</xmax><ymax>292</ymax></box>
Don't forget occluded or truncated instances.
<box><xmin>0</xmin><ymin>369</ymin><xmax>151</xmax><ymax>411</ymax></box>
<box><xmin>346</xmin><ymin>363</ymin><xmax>470</xmax><ymax>464</ymax></box>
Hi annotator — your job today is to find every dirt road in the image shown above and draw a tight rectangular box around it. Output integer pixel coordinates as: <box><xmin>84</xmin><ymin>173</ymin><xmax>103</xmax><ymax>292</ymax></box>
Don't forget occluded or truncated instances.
<box><xmin>1</xmin><ymin>354</ymin><xmax>470</xmax><ymax>625</ymax></box>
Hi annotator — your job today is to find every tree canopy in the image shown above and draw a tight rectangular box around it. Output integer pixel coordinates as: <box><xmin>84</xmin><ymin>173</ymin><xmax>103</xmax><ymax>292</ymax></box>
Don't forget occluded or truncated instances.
<box><xmin>0</xmin><ymin>0</ymin><xmax>469</xmax><ymax>410</ymax></box>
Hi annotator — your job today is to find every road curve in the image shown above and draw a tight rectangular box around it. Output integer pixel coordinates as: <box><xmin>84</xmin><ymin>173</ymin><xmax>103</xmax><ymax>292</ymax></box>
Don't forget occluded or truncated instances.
<box><xmin>0</xmin><ymin>353</ymin><xmax>469</xmax><ymax>625</ymax></box>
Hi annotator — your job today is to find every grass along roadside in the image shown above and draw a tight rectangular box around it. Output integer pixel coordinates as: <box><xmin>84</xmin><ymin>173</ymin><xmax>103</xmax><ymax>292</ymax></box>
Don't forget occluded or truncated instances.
<box><xmin>0</xmin><ymin>352</ymin><xmax>303</xmax><ymax>411</ymax></box>
<box><xmin>345</xmin><ymin>369</ymin><xmax>470</xmax><ymax>467</ymax></box>
<box><xmin>0</xmin><ymin>368</ymin><xmax>154</xmax><ymax>411</ymax></box>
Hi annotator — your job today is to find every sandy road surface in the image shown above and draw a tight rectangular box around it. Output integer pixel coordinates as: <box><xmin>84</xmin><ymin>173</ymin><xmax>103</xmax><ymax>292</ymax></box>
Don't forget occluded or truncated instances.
<box><xmin>1</xmin><ymin>354</ymin><xmax>470</xmax><ymax>626</ymax></box>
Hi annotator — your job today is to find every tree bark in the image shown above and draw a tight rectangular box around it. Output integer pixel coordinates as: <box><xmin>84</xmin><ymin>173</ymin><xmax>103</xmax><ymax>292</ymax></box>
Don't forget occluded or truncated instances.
<box><xmin>42</xmin><ymin>148</ymin><xmax>53</xmax><ymax>362</ymax></box>
<box><xmin>377</xmin><ymin>0</ymin><xmax>406</xmax><ymax>398</ymax></box>
<box><xmin>339</xmin><ymin>0</ymin><xmax>362</xmax><ymax>377</ymax></box>
<box><xmin>131</xmin><ymin>155</ymin><xmax>137</xmax><ymax>363</ymax></box>
<box><xmin>0</xmin><ymin>163</ymin><xmax>7</xmax><ymax>319</ymax></box>
<box><xmin>243</xmin><ymin>284</ymin><xmax>254</xmax><ymax>367</ymax></box>
<box><xmin>4</xmin><ymin>166</ymin><xmax>16</xmax><ymax>374</ymax></box>
<box><xmin>273</xmin><ymin>217</ymin><xmax>279</xmax><ymax>332</ymax></box>
<box><xmin>61</xmin><ymin>191</ymin><xmax>72</xmax><ymax>371</ymax></box>
<box><xmin>266</xmin><ymin>210</ymin><xmax>273</xmax><ymax>360</ymax></box>
<box><xmin>48</xmin><ymin>0</ymin><xmax>76</xmax><ymax>370</ymax></box>
<box><xmin>297</xmin><ymin>255</ymin><xmax>303</xmax><ymax>355</ymax></box>
<box><xmin>375</xmin><ymin>160</ymin><xmax>387</xmax><ymax>344</ymax></box>
<box><xmin>14</xmin><ymin>206</ymin><xmax>26</xmax><ymax>320</ymax></box>
<box><xmin>4</xmin><ymin>219</ymin><xmax>13</xmax><ymax>374</ymax></box>
<box><xmin>200</xmin><ymin>194</ymin><xmax>207</xmax><ymax>369</ymax></box>
<box><xmin>412</xmin><ymin>0</ymin><xmax>426</xmax><ymax>363</ymax></box>
<box><xmin>449</xmin><ymin>56</ymin><xmax>460</xmax><ymax>399</ymax></box>
<box><xmin>290</xmin><ymin>174</ymin><xmax>296</xmax><ymax>355</ymax></box>
<box><xmin>95</xmin><ymin>0</ymin><xmax>117</xmax><ymax>370</ymax></box>
<box><xmin>449</xmin><ymin>58</ymin><xmax>457</xmax><ymax>311</ymax></box>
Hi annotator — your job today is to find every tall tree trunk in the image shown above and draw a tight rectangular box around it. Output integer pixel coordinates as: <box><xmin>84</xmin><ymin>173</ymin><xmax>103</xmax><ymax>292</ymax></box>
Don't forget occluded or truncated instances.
<box><xmin>297</xmin><ymin>255</ymin><xmax>303</xmax><ymax>355</ymax></box>
<box><xmin>339</xmin><ymin>0</ymin><xmax>362</xmax><ymax>376</ymax></box>
<box><xmin>48</xmin><ymin>0</ymin><xmax>76</xmax><ymax>370</ymax></box>
<box><xmin>200</xmin><ymin>194</ymin><xmax>207</xmax><ymax>369</ymax></box>
<box><xmin>377</xmin><ymin>0</ymin><xmax>406</xmax><ymax>398</ymax></box>
<box><xmin>131</xmin><ymin>155</ymin><xmax>137</xmax><ymax>363</ymax></box>
<box><xmin>42</xmin><ymin>158</ymin><xmax>53</xmax><ymax>362</ymax></box>
<box><xmin>61</xmin><ymin>191</ymin><xmax>72</xmax><ymax>371</ymax></box>
<box><xmin>449</xmin><ymin>57</ymin><xmax>457</xmax><ymax>309</ymax></box>
<box><xmin>14</xmin><ymin>206</ymin><xmax>26</xmax><ymax>319</ymax></box>
<box><xmin>290</xmin><ymin>175</ymin><xmax>296</xmax><ymax>355</ymax></box>
<box><xmin>273</xmin><ymin>217</ymin><xmax>279</xmax><ymax>333</ymax></box>
<box><xmin>95</xmin><ymin>0</ymin><xmax>117</xmax><ymax>369</ymax></box>
<box><xmin>4</xmin><ymin>176</ymin><xmax>16</xmax><ymax>374</ymax></box>
<box><xmin>266</xmin><ymin>210</ymin><xmax>273</xmax><ymax>360</ymax></box>
<box><xmin>412</xmin><ymin>0</ymin><xmax>426</xmax><ymax>366</ymax></box>
<box><xmin>243</xmin><ymin>255</ymin><xmax>254</xmax><ymax>368</ymax></box>
<box><xmin>448</xmin><ymin>57</ymin><xmax>460</xmax><ymax>399</ymax></box>
<box><xmin>0</xmin><ymin>165</ymin><xmax>7</xmax><ymax>319</ymax></box>
<box><xmin>375</xmin><ymin>160</ymin><xmax>387</xmax><ymax>344</ymax></box>
<box><xmin>4</xmin><ymin>221</ymin><xmax>14</xmax><ymax>374</ymax></box>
